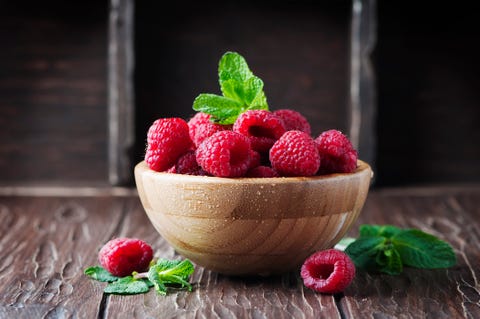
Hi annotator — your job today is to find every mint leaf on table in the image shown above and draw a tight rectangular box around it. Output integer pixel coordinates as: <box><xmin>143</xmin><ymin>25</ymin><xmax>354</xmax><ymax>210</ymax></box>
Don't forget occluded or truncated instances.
<box><xmin>148</xmin><ymin>258</ymin><xmax>195</xmax><ymax>295</ymax></box>
<box><xmin>84</xmin><ymin>266</ymin><xmax>120</xmax><ymax>282</ymax></box>
<box><xmin>392</xmin><ymin>229</ymin><xmax>457</xmax><ymax>269</ymax></box>
<box><xmin>359</xmin><ymin>224</ymin><xmax>403</xmax><ymax>238</ymax></box>
<box><xmin>104</xmin><ymin>276</ymin><xmax>151</xmax><ymax>295</ymax></box>
<box><xmin>343</xmin><ymin>224</ymin><xmax>456</xmax><ymax>275</ymax></box>
<box><xmin>193</xmin><ymin>51</ymin><xmax>269</xmax><ymax>124</ymax></box>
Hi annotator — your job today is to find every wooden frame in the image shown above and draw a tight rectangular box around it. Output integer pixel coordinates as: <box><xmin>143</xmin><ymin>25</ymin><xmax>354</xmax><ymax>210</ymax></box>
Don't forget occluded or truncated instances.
<box><xmin>107</xmin><ymin>0</ymin><xmax>377</xmax><ymax>185</ymax></box>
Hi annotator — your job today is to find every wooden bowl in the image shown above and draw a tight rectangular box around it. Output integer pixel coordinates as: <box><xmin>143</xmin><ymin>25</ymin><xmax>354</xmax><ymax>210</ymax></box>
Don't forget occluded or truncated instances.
<box><xmin>134</xmin><ymin>160</ymin><xmax>373</xmax><ymax>276</ymax></box>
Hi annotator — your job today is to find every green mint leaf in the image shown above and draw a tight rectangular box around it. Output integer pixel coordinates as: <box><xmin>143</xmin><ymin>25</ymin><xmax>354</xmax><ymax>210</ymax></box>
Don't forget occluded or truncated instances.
<box><xmin>148</xmin><ymin>258</ymin><xmax>195</xmax><ymax>295</ymax></box>
<box><xmin>193</xmin><ymin>93</ymin><xmax>243</xmax><ymax>124</ymax></box>
<box><xmin>345</xmin><ymin>237</ymin><xmax>403</xmax><ymax>275</ymax></box>
<box><xmin>84</xmin><ymin>266</ymin><xmax>119</xmax><ymax>282</ymax></box>
<box><xmin>219</xmin><ymin>52</ymin><xmax>268</xmax><ymax>109</ymax></box>
<box><xmin>392</xmin><ymin>229</ymin><xmax>457</xmax><ymax>269</ymax></box>
<box><xmin>218</xmin><ymin>51</ymin><xmax>255</xmax><ymax>86</ymax></box>
<box><xmin>376</xmin><ymin>245</ymin><xmax>403</xmax><ymax>275</ymax></box>
<box><xmin>193</xmin><ymin>51</ymin><xmax>269</xmax><ymax>124</ymax></box>
<box><xmin>345</xmin><ymin>236</ymin><xmax>387</xmax><ymax>271</ymax></box>
<box><xmin>104</xmin><ymin>276</ymin><xmax>151</xmax><ymax>295</ymax></box>
<box><xmin>359</xmin><ymin>224</ymin><xmax>403</xmax><ymax>238</ymax></box>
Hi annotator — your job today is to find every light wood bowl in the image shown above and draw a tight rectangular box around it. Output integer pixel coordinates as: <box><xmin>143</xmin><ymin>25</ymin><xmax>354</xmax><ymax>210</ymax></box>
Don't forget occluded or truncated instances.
<box><xmin>134</xmin><ymin>160</ymin><xmax>373</xmax><ymax>276</ymax></box>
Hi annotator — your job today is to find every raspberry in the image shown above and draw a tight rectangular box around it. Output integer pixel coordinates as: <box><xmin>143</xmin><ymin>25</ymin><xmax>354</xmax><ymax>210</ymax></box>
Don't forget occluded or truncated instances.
<box><xmin>233</xmin><ymin>110</ymin><xmax>286</xmax><ymax>153</ymax></box>
<box><xmin>273</xmin><ymin>109</ymin><xmax>311</xmax><ymax>135</ymax></box>
<box><xmin>269</xmin><ymin>130</ymin><xmax>320</xmax><ymax>176</ymax></box>
<box><xmin>301</xmin><ymin>249</ymin><xmax>356</xmax><ymax>294</ymax></box>
<box><xmin>98</xmin><ymin>238</ymin><xmax>153</xmax><ymax>277</ymax></box>
<box><xmin>196</xmin><ymin>131</ymin><xmax>252</xmax><ymax>177</ymax></box>
<box><xmin>174</xmin><ymin>150</ymin><xmax>209</xmax><ymax>176</ymax></box>
<box><xmin>246</xmin><ymin>165</ymin><xmax>280</xmax><ymax>178</ymax></box>
<box><xmin>187</xmin><ymin>112</ymin><xmax>232</xmax><ymax>147</ymax></box>
<box><xmin>145</xmin><ymin>118</ymin><xmax>193</xmax><ymax>172</ymax></box>
<box><xmin>248</xmin><ymin>150</ymin><xmax>262</xmax><ymax>169</ymax></box>
<box><xmin>315</xmin><ymin>129</ymin><xmax>358</xmax><ymax>174</ymax></box>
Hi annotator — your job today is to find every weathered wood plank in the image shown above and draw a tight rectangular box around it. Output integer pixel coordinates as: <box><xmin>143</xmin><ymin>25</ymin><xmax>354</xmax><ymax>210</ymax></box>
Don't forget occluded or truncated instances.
<box><xmin>0</xmin><ymin>196</ymin><xmax>128</xmax><ymax>318</ymax></box>
<box><xmin>1</xmin><ymin>188</ymin><xmax>478</xmax><ymax>318</ymax></box>
<box><xmin>0</xmin><ymin>2</ymin><xmax>109</xmax><ymax>186</ymax></box>
<box><xmin>340</xmin><ymin>190</ymin><xmax>480</xmax><ymax>318</ymax></box>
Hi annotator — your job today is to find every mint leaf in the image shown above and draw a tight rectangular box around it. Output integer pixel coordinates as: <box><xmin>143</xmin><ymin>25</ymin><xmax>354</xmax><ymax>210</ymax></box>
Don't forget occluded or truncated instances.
<box><xmin>345</xmin><ymin>236</ymin><xmax>386</xmax><ymax>271</ymax></box>
<box><xmin>344</xmin><ymin>224</ymin><xmax>457</xmax><ymax>275</ymax></box>
<box><xmin>392</xmin><ymin>229</ymin><xmax>457</xmax><ymax>269</ymax></box>
<box><xmin>360</xmin><ymin>224</ymin><xmax>403</xmax><ymax>238</ymax></box>
<box><xmin>148</xmin><ymin>258</ymin><xmax>195</xmax><ymax>295</ymax></box>
<box><xmin>193</xmin><ymin>51</ymin><xmax>269</xmax><ymax>124</ymax></box>
<box><xmin>104</xmin><ymin>276</ymin><xmax>151</xmax><ymax>295</ymax></box>
<box><xmin>193</xmin><ymin>93</ymin><xmax>243</xmax><ymax>124</ymax></box>
<box><xmin>84</xmin><ymin>266</ymin><xmax>119</xmax><ymax>282</ymax></box>
<box><xmin>376</xmin><ymin>245</ymin><xmax>403</xmax><ymax>275</ymax></box>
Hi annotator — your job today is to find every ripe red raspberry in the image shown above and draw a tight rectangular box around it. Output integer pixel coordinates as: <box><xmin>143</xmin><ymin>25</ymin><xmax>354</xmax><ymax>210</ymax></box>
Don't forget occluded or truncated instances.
<box><xmin>315</xmin><ymin>129</ymin><xmax>358</xmax><ymax>174</ymax></box>
<box><xmin>233</xmin><ymin>110</ymin><xmax>286</xmax><ymax>153</ymax></box>
<box><xmin>269</xmin><ymin>130</ymin><xmax>320</xmax><ymax>176</ymax></box>
<box><xmin>175</xmin><ymin>150</ymin><xmax>209</xmax><ymax>176</ymax></box>
<box><xmin>145</xmin><ymin>118</ymin><xmax>193</xmax><ymax>172</ymax></box>
<box><xmin>187</xmin><ymin>112</ymin><xmax>232</xmax><ymax>147</ymax></box>
<box><xmin>273</xmin><ymin>109</ymin><xmax>311</xmax><ymax>135</ymax></box>
<box><xmin>196</xmin><ymin>131</ymin><xmax>252</xmax><ymax>177</ymax></box>
<box><xmin>246</xmin><ymin>165</ymin><xmax>280</xmax><ymax>178</ymax></box>
<box><xmin>248</xmin><ymin>150</ymin><xmax>262</xmax><ymax>170</ymax></box>
<box><xmin>98</xmin><ymin>238</ymin><xmax>153</xmax><ymax>277</ymax></box>
<box><xmin>301</xmin><ymin>249</ymin><xmax>356</xmax><ymax>294</ymax></box>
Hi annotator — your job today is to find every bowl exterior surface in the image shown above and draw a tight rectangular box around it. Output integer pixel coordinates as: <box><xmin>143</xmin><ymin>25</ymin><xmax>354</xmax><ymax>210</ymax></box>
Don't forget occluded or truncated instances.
<box><xmin>134</xmin><ymin>160</ymin><xmax>372</xmax><ymax>275</ymax></box>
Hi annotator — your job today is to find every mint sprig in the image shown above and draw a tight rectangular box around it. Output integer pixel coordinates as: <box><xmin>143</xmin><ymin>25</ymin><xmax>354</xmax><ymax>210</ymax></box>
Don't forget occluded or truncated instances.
<box><xmin>84</xmin><ymin>258</ymin><xmax>195</xmax><ymax>295</ymax></box>
<box><xmin>193</xmin><ymin>51</ymin><xmax>268</xmax><ymax>124</ymax></box>
<box><xmin>338</xmin><ymin>224</ymin><xmax>456</xmax><ymax>275</ymax></box>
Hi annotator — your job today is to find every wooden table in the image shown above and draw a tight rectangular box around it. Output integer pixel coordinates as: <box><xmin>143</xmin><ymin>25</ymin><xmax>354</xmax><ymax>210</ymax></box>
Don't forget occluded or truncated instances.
<box><xmin>0</xmin><ymin>186</ymin><xmax>479</xmax><ymax>318</ymax></box>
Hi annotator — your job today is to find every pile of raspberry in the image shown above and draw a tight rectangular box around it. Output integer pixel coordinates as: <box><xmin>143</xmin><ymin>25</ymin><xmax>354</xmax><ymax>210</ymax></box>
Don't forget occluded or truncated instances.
<box><xmin>145</xmin><ymin>109</ymin><xmax>358</xmax><ymax>178</ymax></box>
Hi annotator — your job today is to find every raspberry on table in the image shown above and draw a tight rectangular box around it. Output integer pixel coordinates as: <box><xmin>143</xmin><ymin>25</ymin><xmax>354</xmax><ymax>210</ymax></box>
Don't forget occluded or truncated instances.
<box><xmin>273</xmin><ymin>109</ymin><xmax>311</xmax><ymax>135</ymax></box>
<box><xmin>98</xmin><ymin>238</ymin><xmax>153</xmax><ymax>277</ymax></box>
<box><xmin>269</xmin><ymin>130</ymin><xmax>320</xmax><ymax>177</ymax></box>
<box><xmin>196</xmin><ymin>131</ymin><xmax>252</xmax><ymax>177</ymax></box>
<box><xmin>315</xmin><ymin>129</ymin><xmax>358</xmax><ymax>174</ymax></box>
<box><xmin>233</xmin><ymin>110</ymin><xmax>286</xmax><ymax>153</ymax></box>
<box><xmin>187</xmin><ymin>112</ymin><xmax>232</xmax><ymax>147</ymax></box>
<box><xmin>301</xmin><ymin>249</ymin><xmax>356</xmax><ymax>294</ymax></box>
<box><xmin>145</xmin><ymin>118</ymin><xmax>193</xmax><ymax>172</ymax></box>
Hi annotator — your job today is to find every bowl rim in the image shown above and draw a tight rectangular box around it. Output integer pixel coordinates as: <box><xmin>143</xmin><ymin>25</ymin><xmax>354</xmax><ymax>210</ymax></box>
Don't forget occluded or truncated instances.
<box><xmin>134</xmin><ymin>160</ymin><xmax>372</xmax><ymax>185</ymax></box>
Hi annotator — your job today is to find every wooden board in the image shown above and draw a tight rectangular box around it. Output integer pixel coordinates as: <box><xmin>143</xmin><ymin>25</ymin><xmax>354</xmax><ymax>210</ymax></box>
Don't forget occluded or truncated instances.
<box><xmin>0</xmin><ymin>1</ymin><xmax>109</xmax><ymax>185</ymax></box>
<box><xmin>0</xmin><ymin>187</ymin><xmax>479</xmax><ymax>318</ymax></box>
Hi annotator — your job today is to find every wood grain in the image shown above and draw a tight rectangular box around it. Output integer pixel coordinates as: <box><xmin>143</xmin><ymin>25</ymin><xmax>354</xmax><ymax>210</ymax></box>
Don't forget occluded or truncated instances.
<box><xmin>0</xmin><ymin>187</ymin><xmax>479</xmax><ymax>318</ymax></box>
<box><xmin>134</xmin><ymin>160</ymin><xmax>372</xmax><ymax>275</ymax></box>
<box><xmin>341</xmin><ymin>190</ymin><xmax>480</xmax><ymax>318</ymax></box>
<box><xmin>0</xmin><ymin>1</ymin><xmax>109</xmax><ymax>185</ymax></box>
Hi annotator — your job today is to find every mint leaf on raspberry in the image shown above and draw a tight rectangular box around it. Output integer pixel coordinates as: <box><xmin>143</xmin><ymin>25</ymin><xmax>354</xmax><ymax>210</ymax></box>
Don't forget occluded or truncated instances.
<box><xmin>218</xmin><ymin>52</ymin><xmax>267</xmax><ymax>108</ymax></box>
<box><xmin>84</xmin><ymin>266</ymin><xmax>119</xmax><ymax>282</ymax></box>
<box><xmin>343</xmin><ymin>224</ymin><xmax>456</xmax><ymax>275</ymax></box>
<box><xmin>193</xmin><ymin>93</ymin><xmax>244</xmax><ymax>125</ymax></box>
<box><xmin>193</xmin><ymin>51</ymin><xmax>269</xmax><ymax>125</ymax></box>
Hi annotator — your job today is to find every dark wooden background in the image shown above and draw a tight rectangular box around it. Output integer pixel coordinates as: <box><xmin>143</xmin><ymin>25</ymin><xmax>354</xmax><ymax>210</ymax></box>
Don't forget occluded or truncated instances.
<box><xmin>0</xmin><ymin>0</ymin><xmax>479</xmax><ymax>187</ymax></box>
